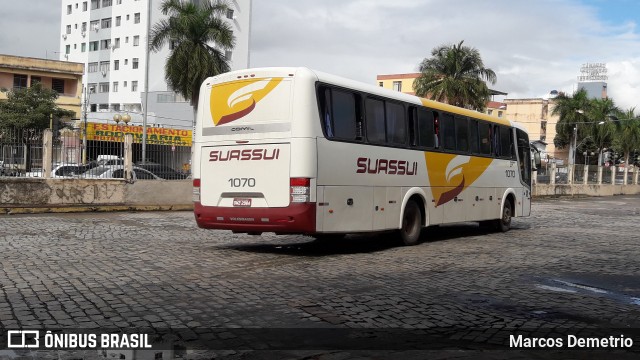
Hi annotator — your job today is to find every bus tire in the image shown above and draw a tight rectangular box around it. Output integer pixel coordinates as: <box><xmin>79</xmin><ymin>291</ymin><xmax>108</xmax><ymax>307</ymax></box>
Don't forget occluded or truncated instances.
<box><xmin>400</xmin><ymin>200</ymin><xmax>422</xmax><ymax>246</ymax></box>
<box><xmin>495</xmin><ymin>198</ymin><xmax>513</xmax><ymax>232</ymax></box>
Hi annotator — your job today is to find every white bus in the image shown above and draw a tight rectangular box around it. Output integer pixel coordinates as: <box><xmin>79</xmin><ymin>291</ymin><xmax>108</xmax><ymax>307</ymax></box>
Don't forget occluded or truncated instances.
<box><xmin>192</xmin><ymin>67</ymin><xmax>538</xmax><ymax>245</ymax></box>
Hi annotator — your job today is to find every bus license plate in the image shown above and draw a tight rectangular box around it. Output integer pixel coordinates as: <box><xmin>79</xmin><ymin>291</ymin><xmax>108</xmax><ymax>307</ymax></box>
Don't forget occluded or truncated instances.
<box><xmin>233</xmin><ymin>198</ymin><xmax>251</xmax><ymax>207</ymax></box>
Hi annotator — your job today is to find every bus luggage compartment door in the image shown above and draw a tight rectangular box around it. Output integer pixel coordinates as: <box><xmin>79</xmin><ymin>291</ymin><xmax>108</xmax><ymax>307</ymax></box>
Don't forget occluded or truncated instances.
<box><xmin>200</xmin><ymin>143</ymin><xmax>291</xmax><ymax>208</ymax></box>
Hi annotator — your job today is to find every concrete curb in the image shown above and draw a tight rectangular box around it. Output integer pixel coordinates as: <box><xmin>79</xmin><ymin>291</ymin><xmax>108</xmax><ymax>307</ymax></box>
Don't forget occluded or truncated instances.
<box><xmin>0</xmin><ymin>204</ymin><xmax>194</xmax><ymax>215</ymax></box>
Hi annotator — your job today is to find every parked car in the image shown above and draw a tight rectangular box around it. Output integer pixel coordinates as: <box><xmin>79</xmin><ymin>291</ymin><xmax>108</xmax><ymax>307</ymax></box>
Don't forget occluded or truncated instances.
<box><xmin>25</xmin><ymin>164</ymin><xmax>87</xmax><ymax>178</ymax></box>
<box><xmin>133</xmin><ymin>163</ymin><xmax>188</xmax><ymax>180</ymax></box>
<box><xmin>83</xmin><ymin>165</ymin><xmax>162</xmax><ymax>180</ymax></box>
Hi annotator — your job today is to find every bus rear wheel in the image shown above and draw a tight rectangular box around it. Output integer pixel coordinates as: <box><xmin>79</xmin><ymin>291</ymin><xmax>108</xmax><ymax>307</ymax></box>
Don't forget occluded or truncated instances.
<box><xmin>400</xmin><ymin>200</ymin><xmax>422</xmax><ymax>246</ymax></box>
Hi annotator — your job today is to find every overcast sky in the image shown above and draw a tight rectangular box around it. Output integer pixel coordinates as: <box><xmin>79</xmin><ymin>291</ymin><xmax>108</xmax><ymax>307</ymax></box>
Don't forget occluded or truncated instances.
<box><xmin>1</xmin><ymin>0</ymin><xmax>639</xmax><ymax>110</ymax></box>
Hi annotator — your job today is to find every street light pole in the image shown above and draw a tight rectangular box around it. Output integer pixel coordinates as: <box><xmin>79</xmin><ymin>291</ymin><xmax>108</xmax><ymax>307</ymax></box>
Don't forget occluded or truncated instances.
<box><xmin>81</xmin><ymin>86</ymin><xmax>93</xmax><ymax>165</ymax></box>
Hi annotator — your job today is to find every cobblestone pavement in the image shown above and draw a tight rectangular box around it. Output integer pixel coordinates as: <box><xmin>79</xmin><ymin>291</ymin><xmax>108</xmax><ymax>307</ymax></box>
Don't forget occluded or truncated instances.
<box><xmin>1</xmin><ymin>196</ymin><xmax>640</xmax><ymax>359</ymax></box>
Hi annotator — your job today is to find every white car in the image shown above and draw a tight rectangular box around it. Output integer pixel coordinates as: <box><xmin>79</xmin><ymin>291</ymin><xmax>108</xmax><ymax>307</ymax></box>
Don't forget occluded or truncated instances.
<box><xmin>83</xmin><ymin>165</ymin><xmax>162</xmax><ymax>180</ymax></box>
<box><xmin>25</xmin><ymin>164</ymin><xmax>86</xmax><ymax>178</ymax></box>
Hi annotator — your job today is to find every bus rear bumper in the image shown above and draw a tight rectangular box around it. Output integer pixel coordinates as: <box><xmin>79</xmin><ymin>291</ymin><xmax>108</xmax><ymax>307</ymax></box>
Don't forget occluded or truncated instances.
<box><xmin>194</xmin><ymin>202</ymin><xmax>317</xmax><ymax>234</ymax></box>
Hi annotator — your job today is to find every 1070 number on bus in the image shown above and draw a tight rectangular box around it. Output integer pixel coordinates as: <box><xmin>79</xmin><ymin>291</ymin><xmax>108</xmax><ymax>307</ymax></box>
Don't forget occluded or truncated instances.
<box><xmin>228</xmin><ymin>178</ymin><xmax>256</xmax><ymax>187</ymax></box>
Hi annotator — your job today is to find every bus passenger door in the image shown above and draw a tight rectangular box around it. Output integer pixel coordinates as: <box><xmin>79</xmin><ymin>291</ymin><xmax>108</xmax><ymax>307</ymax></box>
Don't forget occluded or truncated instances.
<box><xmin>516</xmin><ymin>129</ymin><xmax>532</xmax><ymax>217</ymax></box>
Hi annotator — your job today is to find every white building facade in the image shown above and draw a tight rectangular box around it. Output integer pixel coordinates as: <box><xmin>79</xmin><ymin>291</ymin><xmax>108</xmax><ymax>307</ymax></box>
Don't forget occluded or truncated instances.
<box><xmin>59</xmin><ymin>0</ymin><xmax>251</xmax><ymax>127</ymax></box>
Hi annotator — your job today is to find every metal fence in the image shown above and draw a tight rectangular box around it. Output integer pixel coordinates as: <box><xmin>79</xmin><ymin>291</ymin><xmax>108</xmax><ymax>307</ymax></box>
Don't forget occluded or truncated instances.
<box><xmin>1</xmin><ymin>127</ymin><xmax>191</xmax><ymax>180</ymax></box>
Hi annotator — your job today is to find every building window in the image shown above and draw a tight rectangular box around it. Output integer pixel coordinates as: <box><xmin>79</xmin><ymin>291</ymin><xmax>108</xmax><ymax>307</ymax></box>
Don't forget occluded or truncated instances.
<box><xmin>392</xmin><ymin>81</ymin><xmax>402</xmax><ymax>92</ymax></box>
<box><xmin>99</xmin><ymin>104</ymin><xmax>109</xmax><ymax>111</ymax></box>
<box><xmin>131</xmin><ymin>81</ymin><xmax>138</xmax><ymax>91</ymax></box>
<box><xmin>101</xmin><ymin>39</ymin><xmax>111</xmax><ymax>50</ymax></box>
<box><xmin>126</xmin><ymin>14</ymin><xmax>130</xmax><ymax>21</ymax></box>
<box><xmin>114</xmin><ymin>38</ymin><xmax>120</xmax><ymax>49</ymax></box>
<box><xmin>125</xmin><ymin>36</ymin><xmax>129</xmax><ymax>43</ymax></box>
<box><xmin>74</xmin><ymin>24</ymin><xmax>78</xmax><ymax>29</ymax></box>
<box><xmin>74</xmin><ymin>44</ymin><xmax>77</xmax><ymax>49</ymax></box>
<box><xmin>99</xmin><ymin>82</ymin><xmax>109</xmax><ymax>93</ymax></box>
<box><xmin>67</xmin><ymin>5</ymin><xmax>72</xmax><ymax>14</ymax></box>
<box><xmin>226</xmin><ymin>9</ymin><xmax>234</xmax><ymax>19</ymax></box>
<box><xmin>487</xmin><ymin>109</ymin><xmax>493</xmax><ymax>115</ymax></box>
<box><xmin>114</xmin><ymin>60</ymin><xmax>119</xmax><ymax>70</ymax></box>
<box><xmin>132</xmin><ymin>58</ymin><xmax>139</xmax><ymax>69</ymax></box>
<box><xmin>378</xmin><ymin>82</ymin><xmax>383</xmax><ymax>87</ymax></box>
<box><xmin>498</xmin><ymin>111</ymin><xmax>503</xmax><ymax>118</ymax></box>
<box><xmin>116</xmin><ymin>16</ymin><xmax>121</xmax><ymax>26</ymax></box>
<box><xmin>90</xmin><ymin>20</ymin><xmax>99</xmax><ymax>31</ymax></box>
<box><xmin>91</xmin><ymin>0</ymin><xmax>100</xmax><ymax>10</ymax></box>
<box><xmin>81</xmin><ymin>43</ymin><xmax>86</xmax><ymax>52</ymax></box>
<box><xmin>117</xmin><ymin>0</ymin><xmax>122</xmax><ymax>4</ymax></box>
<box><xmin>113</xmin><ymin>82</ymin><xmax>118</xmax><ymax>92</ymax></box>
<box><xmin>88</xmin><ymin>62</ymin><xmax>98</xmax><ymax>72</ymax></box>
<box><xmin>101</xmin><ymin>18</ymin><xmax>112</xmax><ymax>29</ymax></box>
<box><xmin>13</xmin><ymin>74</ymin><xmax>27</xmax><ymax>90</ymax></box>
<box><xmin>133</xmin><ymin>36</ymin><xmax>139</xmax><ymax>46</ymax></box>
<box><xmin>102</xmin><ymin>0</ymin><xmax>112</xmax><ymax>7</ymax></box>
<box><xmin>100</xmin><ymin>61</ymin><xmax>110</xmax><ymax>73</ymax></box>
<box><xmin>65</xmin><ymin>45</ymin><xmax>71</xmax><ymax>54</ymax></box>
<box><xmin>134</xmin><ymin>13</ymin><xmax>141</xmax><ymax>24</ymax></box>
<box><xmin>123</xmin><ymin>81</ymin><xmax>127</xmax><ymax>87</ymax></box>
<box><xmin>66</xmin><ymin>25</ymin><xmax>71</xmax><ymax>34</ymax></box>
<box><xmin>89</xmin><ymin>41</ymin><xmax>99</xmax><ymax>51</ymax></box>
<box><xmin>52</xmin><ymin>79</ymin><xmax>65</xmax><ymax>94</ymax></box>
<box><xmin>30</xmin><ymin>76</ymin><xmax>42</xmax><ymax>86</ymax></box>
<box><xmin>83</xmin><ymin>1</ymin><xmax>87</xmax><ymax>11</ymax></box>
<box><xmin>124</xmin><ymin>59</ymin><xmax>128</xmax><ymax>65</ymax></box>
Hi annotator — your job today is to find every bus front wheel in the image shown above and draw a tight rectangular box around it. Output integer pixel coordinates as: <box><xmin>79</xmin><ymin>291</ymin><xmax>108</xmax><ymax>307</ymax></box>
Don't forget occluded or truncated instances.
<box><xmin>495</xmin><ymin>199</ymin><xmax>513</xmax><ymax>232</ymax></box>
<box><xmin>400</xmin><ymin>200</ymin><xmax>422</xmax><ymax>246</ymax></box>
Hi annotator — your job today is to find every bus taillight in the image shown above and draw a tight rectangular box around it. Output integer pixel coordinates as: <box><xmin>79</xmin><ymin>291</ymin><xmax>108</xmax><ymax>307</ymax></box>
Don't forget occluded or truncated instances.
<box><xmin>290</xmin><ymin>178</ymin><xmax>310</xmax><ymax>203</ymax></box>
<box><xmin>193</xmin><ymin>178</ymin><xmax>201</xmax><ymax>202</ymax></box>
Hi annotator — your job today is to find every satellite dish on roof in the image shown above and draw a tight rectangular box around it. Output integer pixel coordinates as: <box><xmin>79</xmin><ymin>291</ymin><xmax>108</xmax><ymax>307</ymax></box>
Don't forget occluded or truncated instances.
<box><xmin>549</xmin><ymin>90</ymin><xmax>559</xmax><ymax>98</ymax></box>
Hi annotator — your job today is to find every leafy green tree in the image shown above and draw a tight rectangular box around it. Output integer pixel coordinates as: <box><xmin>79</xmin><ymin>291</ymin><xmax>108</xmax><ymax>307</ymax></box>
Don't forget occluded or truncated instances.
<box><xmin>413</xmin><ymin>40</ymin><xmax>497</xmax><ymax>111</ymax></box>
<box><xmin>551</xmin><ymin>89</ymin><xmax>591</xmax><ymax>164</ymax></box>
<box><xmin>612</xmin><ymin>108</ymin><xmax>640</xmax><ymax>169</ymax></box>
<box><xmin>586</xmin><ymin>97</ymin><xmax>619</xmax><ymax>165</ymax></box>
<box><xmin>149</xmin><ymin>0</ymin><xmax>235</xmax><ymax>113</ymax></box>
<box><xmin>0</xmin><ymin>83</ymin><xmax>74</xmax><ymax>130</ymax></box>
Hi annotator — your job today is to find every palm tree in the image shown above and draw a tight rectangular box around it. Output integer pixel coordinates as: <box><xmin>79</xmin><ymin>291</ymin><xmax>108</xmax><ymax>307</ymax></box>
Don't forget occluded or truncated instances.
<box><xmin>149</xmin><ymin>0</ymin><xmax>235</xmax><ymax>114</ymax></box>
<box><xmin>551</xmin><ymin>89</ymin><xmax>591</xmax><ymax>165</ymax></box>
<box><xmin>413</xmin><ymin>40</ymin><xmax>497</xmax><ymax>111</ymax></box>
<box><xmin>586</xmin><ymin>97</ymin><xmax>619</xmax><ymax>166</ymax></box>
<box><xmin>613</xmin><ymin>107</ymin><xmax>640</xmax><ymax>175</ymax></box>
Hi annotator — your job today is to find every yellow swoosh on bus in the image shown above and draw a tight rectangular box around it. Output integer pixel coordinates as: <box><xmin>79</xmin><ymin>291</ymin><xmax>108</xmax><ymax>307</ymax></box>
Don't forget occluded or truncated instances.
<box><xmin>425</xmin><ymin>153</ymin><xmax>493</xmax><ymax>206</ymax></box>
<box><xmin>210</xmin><ymin>78</ymin><xmax>283</xmax><ymax>126</ymax></box>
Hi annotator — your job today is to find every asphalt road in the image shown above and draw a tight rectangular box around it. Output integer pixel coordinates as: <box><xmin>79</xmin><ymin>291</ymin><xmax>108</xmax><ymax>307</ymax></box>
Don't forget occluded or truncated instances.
<box><xmin>1</xmin><ymin>195</ymin><xmax>639</xmax><ymax>359</ymax></box>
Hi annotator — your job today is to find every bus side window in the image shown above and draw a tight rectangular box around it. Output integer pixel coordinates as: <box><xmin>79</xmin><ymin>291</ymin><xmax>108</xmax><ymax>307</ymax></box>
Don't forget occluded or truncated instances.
<box><xmin>331</xmin><ymin>89</ymin><xmax>357</xmax><ymax>140</ymax></box>
<box><xmin>386</xmin><ymin>101</ymin><xmax>407</xmax><ymax>145</ymax></box>
<box><xmin>493</xmin><ymin>125</ymin><xmax>501</xmax><ymax>157</ymax></box>
<box><xmin>500</xmin><ymin>125</ymin><xmax>514</xmax><ymax>159</ymax></box>
<box><xmin>365</xmin><ymin>98</ymin><xmax>386</xmax><ymax>144</ymax></box>
<box><xmin>321</xmin><ymin>87</ymin><xmax>334</xmax><ymax>138</ymax></box>
<box><xmin>409</xmin><ymin>107</ymin><xmax>418</xmax><ymax>147</ymax></box>
<box><xmin>441</xmin><ymin>113</ymin><xmax>456</xmax><ymax>151</ymax></box>
<box><xmin>455</xmin><ymin>116</ymin><xmax>468</xmax><ymax>153</ymax></box>
<box><xmin>469</xmin><ymin>119</ymin><xmax>479</xmax><ymax>154</ymax></box>
<box><xmin>478</xmin><ymin>121</ymin><xmax>491</xmax><ymax>155</ymax></box>
<box><xmin>416</xmin><ymin>108</ymin><xmax>435</xmax><ymax>149</ymax></box>
<box><xmin>433</xmin><ymin>111</ymin><xmax>440</xmax><ymax>148</ymax></box>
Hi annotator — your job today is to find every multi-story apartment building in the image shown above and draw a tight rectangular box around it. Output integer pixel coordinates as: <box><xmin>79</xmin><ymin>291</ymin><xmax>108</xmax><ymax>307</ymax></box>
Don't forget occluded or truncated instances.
<box><xmin>59</xmin><ymin>0</ymin><xmax>251</xmax><ymax>126</ymax></box>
